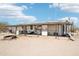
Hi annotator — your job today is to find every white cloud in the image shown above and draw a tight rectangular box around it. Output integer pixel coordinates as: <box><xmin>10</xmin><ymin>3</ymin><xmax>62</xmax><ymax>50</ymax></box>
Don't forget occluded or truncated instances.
<box><xmin>21</xmin><ymin>5</ymin><xmax>28</xmax><ymax>10</ymax></box>
<box><xmin>0</xmin><ymin>3</ymin><xmax>37</xmax><ymax>24</ymax></box>
<box><xmin>58</xmin><ymin>17</ymin><xmax>79</xmax><ymax>27</ymax></box>
<box><xmin>50</xmin><ymin>3</ymin><xmax>79</xmax><ymax>13</ymax></box>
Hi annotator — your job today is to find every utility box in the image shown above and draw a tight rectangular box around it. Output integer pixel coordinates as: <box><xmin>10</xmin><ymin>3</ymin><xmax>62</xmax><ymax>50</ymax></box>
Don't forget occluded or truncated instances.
<box><xmin>42</xmin><ymin>30</ymin><xmax>48</xmax><ymax>35</ymax></box>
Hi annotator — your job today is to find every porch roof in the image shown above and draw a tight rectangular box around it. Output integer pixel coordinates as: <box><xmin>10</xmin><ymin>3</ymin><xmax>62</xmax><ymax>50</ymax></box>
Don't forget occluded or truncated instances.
<box><xmin>7</xmin><ymin>21</ymin><xmax>73</xmax><ymax>27</ymax></box>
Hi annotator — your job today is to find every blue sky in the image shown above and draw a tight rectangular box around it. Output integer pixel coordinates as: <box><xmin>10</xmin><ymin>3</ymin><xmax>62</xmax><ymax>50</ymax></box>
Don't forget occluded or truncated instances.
<box><xmin>0</xmin><ymin>3</ymin><xmax>79</xmax><ymax>27</ymax></box>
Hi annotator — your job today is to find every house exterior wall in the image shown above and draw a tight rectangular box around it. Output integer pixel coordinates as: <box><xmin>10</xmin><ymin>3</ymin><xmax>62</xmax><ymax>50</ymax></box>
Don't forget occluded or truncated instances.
<box><xmin>8</xmin><ymin>26</ymin><xmax>17</xmax><ymax>33</ymax></box>
<box><xmin>17</xmin><ymin>26</ymin><xmax>23</xmax><ymax>31</ymax></box>
<box><xmin>58</xmin><ymin>25</ymin><xmax>63</xmax><ymax>35</ymax></box>
<box><xmin>22</xmin><ymin>26</ymin><xmax>27</xmax><ymax>30</ymax></box>
<box><xmin>48</xmin><ymin>24</ymin><xmax>59</xmax><ymax>35</ymax></box>
<box><xmin>27</xmin><ymin>26</ymin><xmax>31</xmax><ymax>30</ymax></box>
<box><xmin>47</xmin><ymin>24</ymin><xmax>70</xmax><ymax>36</ymax></box>
<box><xmin>33</xmin><ymin>25</ymin><xmax>36</xmax><ymax>30</ymax></box>
<box><xmin>12</xmin><ymin>27</ymin><xmax>17</xmax><ymax>33</ymax></box>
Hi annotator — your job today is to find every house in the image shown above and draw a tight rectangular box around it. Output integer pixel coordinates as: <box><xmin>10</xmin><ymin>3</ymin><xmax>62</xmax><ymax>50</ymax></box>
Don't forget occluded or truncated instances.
<box><xmin>7</xmin><ymin>20</ymin><xmax>73</xmax><ymax>36</ymax></box>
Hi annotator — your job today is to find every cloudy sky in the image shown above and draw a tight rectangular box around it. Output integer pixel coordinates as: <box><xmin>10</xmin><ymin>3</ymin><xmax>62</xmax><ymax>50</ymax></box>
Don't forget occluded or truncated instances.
<box><xmin>0</xmin><ymin>3</ymin><xmax>79</xmax><ymax>27</ymax></box>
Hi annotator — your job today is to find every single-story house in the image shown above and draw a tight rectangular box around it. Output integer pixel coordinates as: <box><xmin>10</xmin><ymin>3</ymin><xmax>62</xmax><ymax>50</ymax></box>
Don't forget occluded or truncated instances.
<box><xmin>7</xmin><ymin>20</ymin><xmax>73</xmax><ymax>36</ymax></box>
